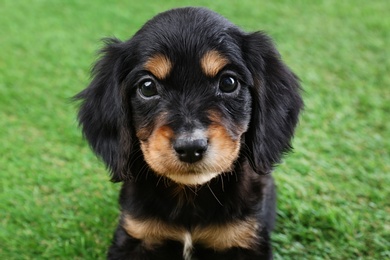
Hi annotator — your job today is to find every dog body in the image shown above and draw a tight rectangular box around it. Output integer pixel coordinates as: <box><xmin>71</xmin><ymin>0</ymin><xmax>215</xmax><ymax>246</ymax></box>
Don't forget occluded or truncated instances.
<box><xmin>76</xmin><ymin>7</ymin><xmax>302</xmax><ymax>259</ymax></box>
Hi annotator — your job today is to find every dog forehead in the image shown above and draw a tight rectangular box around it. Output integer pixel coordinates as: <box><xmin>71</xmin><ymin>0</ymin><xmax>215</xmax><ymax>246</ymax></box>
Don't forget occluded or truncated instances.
<box><xmin>137</xmin><ymin>10</ymin><xmax>228</xmax><ymax>46</ymax></box>
<box><xmin>143</xmin><ymin>50</ymin><xmax>229</xmax><ymax>80</ymax></box>
<box><xmin>141</xmin><ymin>7</ymin><xmax>233</xmax><ymax>38</ymax></box>
<box><xmin>134</xmin><ymin>8</ymin><xmax>246</xmax><ymax>81</ymax></box>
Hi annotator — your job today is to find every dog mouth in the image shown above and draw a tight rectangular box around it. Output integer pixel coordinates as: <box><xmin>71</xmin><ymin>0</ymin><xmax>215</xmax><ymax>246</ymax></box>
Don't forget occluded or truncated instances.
<box><xmin>166</xmin><ymin>155</ymin><xmax>238</xmax><ymax>185</ymax></box>
<box><xmin>145</xmin><ymin>145</ymin><xmax>237</xmax><ymax>186</ymax></box>
<box><xmin>140</xmin><ymin>140</ymin><xmax>238</xmax><ymax>186</ymax></box>
<box><xmin>139</xmin><ymin>124</ymin><xmax>242</xmax><ymax>186</ymax></box>
<box><xmin>166</xmin><ymin>171</ymin><xmax>221</xmax><ymax>186</ymax></box>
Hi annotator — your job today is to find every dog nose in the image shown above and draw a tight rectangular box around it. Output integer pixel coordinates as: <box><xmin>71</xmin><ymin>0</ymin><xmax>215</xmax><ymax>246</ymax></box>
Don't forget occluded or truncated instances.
<box><xmin>173</xmin><ymin>138</ymin><xmax>208</xmax><ymax>163</ymax></box>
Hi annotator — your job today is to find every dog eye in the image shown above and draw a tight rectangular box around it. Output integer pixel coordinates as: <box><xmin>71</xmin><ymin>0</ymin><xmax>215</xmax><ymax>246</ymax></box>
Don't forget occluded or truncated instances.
<box><xmin>138</xmin><ymin>80</ymin><xmax>158</xmax><ymax>98</ymax></box>
<box><xmin>219</xmin><ymin>76</ymin><xmax>238</xmax><ymax>93</ymax></box>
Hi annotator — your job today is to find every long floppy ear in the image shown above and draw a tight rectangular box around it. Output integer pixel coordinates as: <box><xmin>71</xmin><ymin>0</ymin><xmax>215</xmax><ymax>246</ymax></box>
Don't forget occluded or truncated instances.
<box><xmin>74</xmin><ymin>38</ymin><xmax>133</xmax><ymax>182</ymax></box>
<box><xmin>243</xmin><ymin>32</ymin><xmax>303</xmax><ymax>174</ymax></box>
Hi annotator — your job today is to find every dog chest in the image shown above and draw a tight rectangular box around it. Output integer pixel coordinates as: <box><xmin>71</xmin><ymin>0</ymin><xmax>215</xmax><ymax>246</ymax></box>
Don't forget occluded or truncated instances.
<box><xmin>122</xmin><ymin>213</ymin><xmax>260</xmax><ymax>255</ymax></box>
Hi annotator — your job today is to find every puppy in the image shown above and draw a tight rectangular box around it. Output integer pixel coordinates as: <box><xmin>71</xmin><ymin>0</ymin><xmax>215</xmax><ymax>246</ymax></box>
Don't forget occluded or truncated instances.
<box><xmin>75</xmin><ymin>7</ymin><xmax>302</xmax><ymax>260</ymax></box>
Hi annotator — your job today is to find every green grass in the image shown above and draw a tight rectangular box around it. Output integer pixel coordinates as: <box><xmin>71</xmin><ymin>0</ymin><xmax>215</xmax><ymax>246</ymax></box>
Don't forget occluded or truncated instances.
<box><xmin>1</xmin><ymin>0</ymin><xmax>389</xmax><ymax>259</ymax></box>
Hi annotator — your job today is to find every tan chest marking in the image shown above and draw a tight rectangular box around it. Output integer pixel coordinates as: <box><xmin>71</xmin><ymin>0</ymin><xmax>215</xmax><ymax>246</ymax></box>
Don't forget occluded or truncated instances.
<box><xmin>122</xmin><ymin>214</ymin><xmax>259</xmax><ymax>251</ymax></box>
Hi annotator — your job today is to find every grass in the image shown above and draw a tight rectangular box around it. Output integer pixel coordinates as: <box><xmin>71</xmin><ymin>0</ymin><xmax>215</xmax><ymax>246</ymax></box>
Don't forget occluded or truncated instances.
<box><xmin>0</xmin><ymin>0</ymin><xmax>389</xmax><ymax>259</ymax></box>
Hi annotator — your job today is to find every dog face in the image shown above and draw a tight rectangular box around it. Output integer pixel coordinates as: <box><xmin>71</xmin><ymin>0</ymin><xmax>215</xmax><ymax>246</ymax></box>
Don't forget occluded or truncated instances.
<box><xmin>127</xmin><ymin>15</ymin><xmax>254</xmax><ymax>185</ymax></box>
<box><xmin>132</xmin><ymin>63</ymin><xmax>252</xmax><ymax>185</ymax></box>
<box><xmin>75</xmin><ymin>7</ymin><xmax>302</xmax><ymax>185</ymax></box>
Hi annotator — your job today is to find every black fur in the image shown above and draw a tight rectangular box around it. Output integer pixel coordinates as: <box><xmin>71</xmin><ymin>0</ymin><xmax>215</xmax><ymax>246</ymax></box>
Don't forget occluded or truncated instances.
<box><xmin>75</xmin><ymin>7</ymin><xmax>302</xmax><ymax>259</ymax></box>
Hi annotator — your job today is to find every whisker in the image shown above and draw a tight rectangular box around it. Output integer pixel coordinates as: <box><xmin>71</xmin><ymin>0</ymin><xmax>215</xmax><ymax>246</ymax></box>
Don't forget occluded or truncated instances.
<box><xmin>220</xmin><ymin>174</ymin><xmax>225</xmax><ymax>192</ymax></box>
<box><xmin>156</xmin><ymin>175</ymin><xmax>164</xmax><ymax>187</ymax></box>
<box><xmin>187</xmin><ymin>185</ymin><xmax>198</xmax><ymax>196</ymax></box>
<box><xmin>207</xmin><ymin>183</ymin><xmax>223</xmax><ymax>206</ymax></box>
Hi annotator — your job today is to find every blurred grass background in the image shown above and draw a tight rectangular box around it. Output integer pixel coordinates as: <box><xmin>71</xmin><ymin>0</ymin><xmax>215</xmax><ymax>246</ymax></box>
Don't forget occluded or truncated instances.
<box><xmin>0</xmin><ymin>0</ymin><xmax>389</xmax><ymax>259</ymax></box>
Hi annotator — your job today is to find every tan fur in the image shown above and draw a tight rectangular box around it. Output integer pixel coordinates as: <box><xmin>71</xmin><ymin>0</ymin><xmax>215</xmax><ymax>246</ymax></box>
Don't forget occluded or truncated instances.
<box><xmin>206</xmin><ymin>123</ymin><xmax>241</xmax><ymax>172</ymax></box>
<box><xmin>144</xmin><ymin>54</ymin><xmax>172</xmax><ymax>80</ymax></box>
<box><xmin>122</xmin><ymin>214</ymin><xmax>259</xmax><ymax>251</ymax></box>
<box><xmin>192</xmin><ymin>218</ymin><xmax>259</xmax><ymax>250</ymax></box>
<box><xmin>140</xmin><ymin>125</ymin><xmax>179</xmax><ymax>175</ymax></box>
<box><xmin>200</xmin><ymin>50</ymin><xmax>229</xmax><ymax>77</ymax></box>
<box><xmin>122</xmin><ymin>214</ymin><xmax>185</xmax><ymax>248</ymax></box>
<box><xmin>139</xmin><ymin>110</ymin><xmax>244</xmax><ymax>185</ymax></box>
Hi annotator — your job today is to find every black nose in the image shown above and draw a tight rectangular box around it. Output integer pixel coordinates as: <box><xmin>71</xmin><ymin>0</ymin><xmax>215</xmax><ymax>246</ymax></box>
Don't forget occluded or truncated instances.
<box><xmin>173</xmin><ymin>138</ymin><xmax>208</xmax><ymax>163</ymax></box>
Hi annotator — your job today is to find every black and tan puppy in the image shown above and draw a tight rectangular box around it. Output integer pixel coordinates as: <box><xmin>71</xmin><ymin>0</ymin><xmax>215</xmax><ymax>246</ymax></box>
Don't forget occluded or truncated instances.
<box><xmin>75</xmin><ymin>7</ymin><xmax>302</xmax><ymax>260</ymax></box>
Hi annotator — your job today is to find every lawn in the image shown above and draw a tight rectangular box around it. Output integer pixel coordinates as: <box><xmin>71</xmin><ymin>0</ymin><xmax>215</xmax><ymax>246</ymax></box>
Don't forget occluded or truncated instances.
<box><xmin>0</xmin><ymin>0</ymin><xmax>389</xmax><ymax>259</ymax></box>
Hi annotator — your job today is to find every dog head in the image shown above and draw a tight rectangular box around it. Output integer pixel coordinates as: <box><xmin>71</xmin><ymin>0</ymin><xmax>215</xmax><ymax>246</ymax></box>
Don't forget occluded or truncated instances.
<box><xmin>75</xmin><ymin>7</ymin><xmax>302</xmax><ymax>185</ymax></box>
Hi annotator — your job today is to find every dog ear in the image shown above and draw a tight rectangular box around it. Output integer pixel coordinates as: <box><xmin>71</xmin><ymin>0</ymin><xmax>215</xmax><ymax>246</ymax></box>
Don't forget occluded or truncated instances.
<box><xmin>74</xmin><ymin>38</ymin><xmax>133</xmax><ymax>182</ymax></box>
<box><xmin>242</xmin><ymin>32</ymin><xmax>303</xmax><ymax>174</ymax></box>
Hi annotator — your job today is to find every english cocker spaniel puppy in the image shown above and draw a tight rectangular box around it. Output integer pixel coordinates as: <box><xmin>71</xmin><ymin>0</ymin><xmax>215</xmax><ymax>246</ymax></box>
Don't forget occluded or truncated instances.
<box><xmin>75</xmin><ymin>7</ymin><xmax>303</xmax><ymax>260</ymax></box>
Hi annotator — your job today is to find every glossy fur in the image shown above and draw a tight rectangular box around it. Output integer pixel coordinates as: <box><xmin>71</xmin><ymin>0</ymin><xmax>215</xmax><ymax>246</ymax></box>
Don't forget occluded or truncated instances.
<box><xmin>75</xmin><ymin>7</ymin><xmax>302</xmax><ymax>260</ymax></box>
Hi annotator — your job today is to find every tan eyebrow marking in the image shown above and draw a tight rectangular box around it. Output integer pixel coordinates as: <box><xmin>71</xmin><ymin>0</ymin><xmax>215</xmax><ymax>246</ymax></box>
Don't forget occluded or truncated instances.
<box><xmin>200</xmin><ymin>50</ymin><xmax>229</xmax><ymax>77</ymax></box>
<box><xmin>144</xmin><ymin>54</ymin><xmax>172</xmax><ymax>80</ymax></box>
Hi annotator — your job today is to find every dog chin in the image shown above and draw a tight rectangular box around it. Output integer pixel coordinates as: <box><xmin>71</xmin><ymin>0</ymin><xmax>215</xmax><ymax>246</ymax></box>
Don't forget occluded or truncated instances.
<box><xmin>166</xmin><ymin>172</ymin><xmax>221</xmax><ymax>186</ymax></box>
